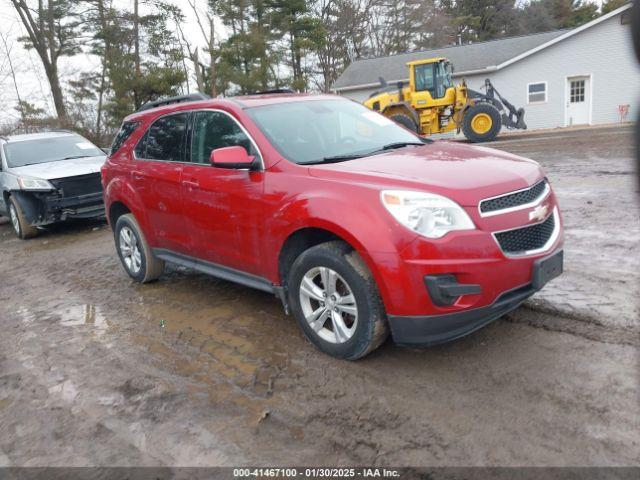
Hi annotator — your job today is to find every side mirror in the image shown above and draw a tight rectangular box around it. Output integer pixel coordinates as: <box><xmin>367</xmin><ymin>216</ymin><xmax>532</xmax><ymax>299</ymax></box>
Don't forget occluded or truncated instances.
<box><xmin>210</xmin><ymin>146</ymin><xmax>255</xmax><ymax>169</ymax></box>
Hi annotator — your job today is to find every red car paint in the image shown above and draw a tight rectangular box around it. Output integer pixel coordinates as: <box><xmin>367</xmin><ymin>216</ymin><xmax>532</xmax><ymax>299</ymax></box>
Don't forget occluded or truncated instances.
<box><xmin>102</xmin><ymin>94</ymin><xmax>563</xmax><ymax>326</ymax></box>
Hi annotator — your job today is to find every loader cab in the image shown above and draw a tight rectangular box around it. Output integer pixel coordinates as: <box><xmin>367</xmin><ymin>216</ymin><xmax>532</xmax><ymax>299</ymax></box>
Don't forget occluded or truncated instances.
<box><xmin>409</xmin><ymin>58</ymin><xmax>454</xmax><ymax>101</ymax></box>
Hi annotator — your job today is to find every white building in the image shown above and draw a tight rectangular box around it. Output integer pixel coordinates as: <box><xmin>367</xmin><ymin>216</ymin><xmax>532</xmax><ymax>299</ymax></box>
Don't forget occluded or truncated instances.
<box><xmin>332</xmin><ymin>4</ymin><xmax>638</xmax><ymax>130</ymax></box>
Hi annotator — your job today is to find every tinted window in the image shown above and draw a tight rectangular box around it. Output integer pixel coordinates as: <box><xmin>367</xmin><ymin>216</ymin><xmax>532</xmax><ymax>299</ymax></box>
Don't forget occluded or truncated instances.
<box><xmin>190</xmin><ymin>111</ymin><xmax>256</xmax><ymax>164</ymax></box>
<box><xmin>136</xmin><ymin>113</ymin><xmax>189</xmax><ymax>162</ymax></box>
<box><xmin>4</xmin><ymin>135</ymin><xmax>104</xmax><ymax>168</ymax></box>
<box><xmin>110</xmin><ymin>121</ymin><xmax>140</xmax><ymax>155</ymax></box>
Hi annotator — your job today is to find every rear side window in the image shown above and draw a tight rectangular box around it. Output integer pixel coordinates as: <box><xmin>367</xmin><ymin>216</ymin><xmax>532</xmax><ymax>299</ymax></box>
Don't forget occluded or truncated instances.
<box><xmin>135</xmin><ymin>113</ymin><xmax>189</xmax><ymax>162</ymax></box>
<box><xmin>190</xmin><ymin>110</ymin><xmax>257</xmax><ymax>164</ymax></box>
<box><xmin>110</xmin><ymin>121</ymin><xmax>140</xmax><ymax>155</ymax></box>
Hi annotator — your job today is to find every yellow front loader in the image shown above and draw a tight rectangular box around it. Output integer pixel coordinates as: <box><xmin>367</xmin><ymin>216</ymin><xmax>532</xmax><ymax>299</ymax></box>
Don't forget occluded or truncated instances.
<box><xmin>363</xmin><ymin>58</ymin><xmax>526</xmax><ymax>142</ymax></box>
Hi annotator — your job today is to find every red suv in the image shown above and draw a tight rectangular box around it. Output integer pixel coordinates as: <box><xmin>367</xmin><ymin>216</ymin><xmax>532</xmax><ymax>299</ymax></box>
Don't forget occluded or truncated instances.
<box><xmin>102</xmin><ymin>93</ymin><xmax>563</xmax><ymax>360</ymax></box>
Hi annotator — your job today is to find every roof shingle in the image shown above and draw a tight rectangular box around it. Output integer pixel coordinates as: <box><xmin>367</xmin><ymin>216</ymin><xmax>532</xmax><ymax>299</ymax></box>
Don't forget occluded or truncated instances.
<box><xmin>332</xmin><ymin>30</ymin><xmax>567</xmax><ymax>90</ymax></box>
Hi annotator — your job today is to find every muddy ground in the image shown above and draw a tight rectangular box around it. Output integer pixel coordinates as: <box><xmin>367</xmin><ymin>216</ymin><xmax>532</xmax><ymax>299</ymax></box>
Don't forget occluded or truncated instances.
<box><xmin>0</xmin><ymin>126</ymin><xmax>638</xmax><ymax>467</ymax></box>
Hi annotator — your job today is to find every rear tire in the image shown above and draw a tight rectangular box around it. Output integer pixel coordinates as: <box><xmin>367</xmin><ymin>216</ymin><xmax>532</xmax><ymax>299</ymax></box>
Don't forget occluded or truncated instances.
<box><xmin>287</xmin><ymin>241</ymin><xmax>388</xmax><ymax>360</ymax></box>
<box><xmin>462</xmin><ymin>103</ymin><xmax>502</xmax><ymax>142</ymax></box>
<box><xmin>389</xmin><ymin>113</ymin><xmax>419</xmax><ymax>133</ymax></box>
<box><xmin>8</xmin><ymin>196</ymin><xmax>38</xmax><ymax>240</ymax></box>
<box><xmin>114</xmin><ymin>213</ymin><xmax>164</xmax><ymax>283</ymax></box>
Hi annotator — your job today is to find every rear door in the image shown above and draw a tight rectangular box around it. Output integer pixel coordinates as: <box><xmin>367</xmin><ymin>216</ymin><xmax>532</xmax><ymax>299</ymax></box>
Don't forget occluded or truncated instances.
<box><xmin>181</xmin><ymin>109</ymin><xmax>266</xmax><ymax>276</ymax></box>
<box><xmin>132</xmin><ymin>112</ymin><xmax>191</xmax><ymax>254</ymax></box>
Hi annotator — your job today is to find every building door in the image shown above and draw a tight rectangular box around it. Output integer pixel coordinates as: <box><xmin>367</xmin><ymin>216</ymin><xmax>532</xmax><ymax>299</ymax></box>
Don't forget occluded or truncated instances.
<box><xmin>566</xmin><ymin>76</ymin><xmax>590</xmax><ymax>126</ymax></box>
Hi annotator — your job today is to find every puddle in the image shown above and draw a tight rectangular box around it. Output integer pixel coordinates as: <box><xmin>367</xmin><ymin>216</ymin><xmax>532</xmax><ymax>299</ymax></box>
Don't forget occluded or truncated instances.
<box><xmin>15</xmin><ymin>304</ymin><xmax>111</xmax><ymax>336</ymax></box>
<box><xmin>58</xmin><ymin>304</ymin><xmax>109</xmax><ymax>334</ymax></box>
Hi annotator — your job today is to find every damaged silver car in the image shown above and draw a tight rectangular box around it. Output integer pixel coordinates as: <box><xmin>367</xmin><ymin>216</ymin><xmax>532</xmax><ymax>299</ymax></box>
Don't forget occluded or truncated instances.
<box><xmin>0</xmin><ymin>131</ymin><xmax>106</xmax><ymax>239</ymax></box>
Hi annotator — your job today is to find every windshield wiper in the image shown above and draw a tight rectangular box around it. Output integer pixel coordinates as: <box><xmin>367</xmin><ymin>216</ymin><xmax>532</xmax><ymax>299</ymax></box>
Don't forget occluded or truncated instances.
<box><xmin>60</xmin><ymin>155</ymin><xmax>93</xmax><ymax>161</ymax></box>
<box><xmin>302</xmin><ymin>140</ymin><xmax>428</xmax><ymax>165</ymax></box>
<box><xmin>380</xmin><ymin>141</ymin><xmax>426</xmax><ymax>151</ymax></box>
<box><xmin>303</xmin><ymin>153</ymin><xmax>366</xmax><ymax>165</ymax></box>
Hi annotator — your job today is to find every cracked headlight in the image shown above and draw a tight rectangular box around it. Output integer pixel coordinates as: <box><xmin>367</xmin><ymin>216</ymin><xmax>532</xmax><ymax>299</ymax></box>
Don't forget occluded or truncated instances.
<box><xmin>381</xmin><ymin>190</ymin><xmax>475</xmax><ymax>239</ymax></box>
<box><xmin>18</xmin><ymin>177</ymin><xmax>55</xmax><ymax>191</ymax></box>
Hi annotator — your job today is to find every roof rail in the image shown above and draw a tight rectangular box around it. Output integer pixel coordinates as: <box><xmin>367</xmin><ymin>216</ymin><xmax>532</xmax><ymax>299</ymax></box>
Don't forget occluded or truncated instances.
<box><xmin>250</xmin><ymin>88</ymin><xmax>295</xmax><ymax>95</ymax></box>
<box><xmin>47</xmin><ymin>129</ymin><xmax>75</xmax><ymax>134</ymax></box>
<box><xmin>137</xmin><ymin>92</ymin><xmax>211</xmax><ymax>112</ymax></box>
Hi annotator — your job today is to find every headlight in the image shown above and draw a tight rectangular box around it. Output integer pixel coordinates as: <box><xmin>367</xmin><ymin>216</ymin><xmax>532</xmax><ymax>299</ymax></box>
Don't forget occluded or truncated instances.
<box><xmin>18</xmin><ymin>177</ymin><xmax>55</xmax><ymax>191</ymax></box>
<box><xmin>381</xmin><ymin>190</ymin><xmax>475</xmax><ymax>239</ymax></box>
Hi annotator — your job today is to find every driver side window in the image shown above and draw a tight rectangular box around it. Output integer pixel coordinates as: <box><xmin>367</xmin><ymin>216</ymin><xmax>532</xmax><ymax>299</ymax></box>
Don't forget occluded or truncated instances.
<box><xmin>190</xmin><ymin>110</ymin><xmax>258</xmax><ymax>164</ymax></box>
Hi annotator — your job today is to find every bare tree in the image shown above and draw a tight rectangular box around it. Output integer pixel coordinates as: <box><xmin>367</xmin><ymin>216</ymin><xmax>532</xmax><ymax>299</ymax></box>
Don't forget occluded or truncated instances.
<box><xmin>176</xmin><ymin>21</ymin><xmax>205</xmax><ymax>92</ymax></box>
<box><xmin>0</xmin><ymin>30</ymin><xmax>26</xmax><ymax>125</ymax></box>
<box><xmin>186</xmin><ymin>0</ymin><xmax>219</xmax><ymax>97</ymax></box>
<box><xmin>9</xmin><ymin>0</ymin><xmax>81</xmax><ymax>122</ymax></box>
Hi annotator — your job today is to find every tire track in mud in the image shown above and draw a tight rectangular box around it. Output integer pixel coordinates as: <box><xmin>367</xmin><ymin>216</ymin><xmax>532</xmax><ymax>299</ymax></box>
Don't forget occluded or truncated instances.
<box><xmin>505</xmin><ymin>304</ymin><xmax>639</xmax><ymax>347</ymax></box>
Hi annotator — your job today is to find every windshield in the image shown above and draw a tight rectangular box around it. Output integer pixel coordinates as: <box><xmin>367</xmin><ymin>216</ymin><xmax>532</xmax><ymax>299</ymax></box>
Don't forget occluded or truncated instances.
<box><xmin>245</xmin><ymin>99</ymin><xmax>424</xmax><ymax>165</ymax></box>
<box><xmin>3</xmin><ymin>135</ymin><xmax>103</xmax><ymax>168</ymax></box>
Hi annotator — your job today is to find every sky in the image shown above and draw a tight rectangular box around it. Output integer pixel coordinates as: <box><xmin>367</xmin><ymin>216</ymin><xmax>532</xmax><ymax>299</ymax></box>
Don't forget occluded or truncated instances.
<box><xmin>0</xmin><ymin>0</ymin><xmax>213</xmax><ymax>123</ymax></box>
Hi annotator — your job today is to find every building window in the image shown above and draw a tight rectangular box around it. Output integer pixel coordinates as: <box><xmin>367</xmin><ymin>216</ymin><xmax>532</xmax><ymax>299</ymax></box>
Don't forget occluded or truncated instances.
<box><xmin>527</xmin><ymin>82</ymin><xmax>547</xmax><ymax>104</ymax></box>
<box><xmin>570</xmin><ymin>79</ymin><xmax>585</xmax><ymax>103</ymax></box>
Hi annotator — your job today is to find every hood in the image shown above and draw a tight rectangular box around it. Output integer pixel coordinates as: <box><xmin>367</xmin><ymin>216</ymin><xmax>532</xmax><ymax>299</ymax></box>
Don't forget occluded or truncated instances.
<box><xmin>9</xmin><ymin>155</ymin><xmax>106</xmax><ymax>180</ymax></box>
<box><xmin>307</xmin><ymin>141</ymin><xmax>543</xmax><ymax>206</ymax></box>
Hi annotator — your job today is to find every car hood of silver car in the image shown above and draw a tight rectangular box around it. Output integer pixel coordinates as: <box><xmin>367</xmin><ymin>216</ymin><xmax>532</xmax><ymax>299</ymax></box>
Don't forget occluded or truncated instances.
<box><xmin>9</xmin><ymin>155</ymin><xmax>107</xmax><ymax>180</ymax></box>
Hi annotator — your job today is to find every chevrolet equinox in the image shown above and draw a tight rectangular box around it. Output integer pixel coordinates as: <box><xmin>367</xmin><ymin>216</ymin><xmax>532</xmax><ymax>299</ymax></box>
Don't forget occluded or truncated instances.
<box><xmin>102</xmin><ymin>93</ymin><xmax>563</xmax><ymax>359</ymax></box>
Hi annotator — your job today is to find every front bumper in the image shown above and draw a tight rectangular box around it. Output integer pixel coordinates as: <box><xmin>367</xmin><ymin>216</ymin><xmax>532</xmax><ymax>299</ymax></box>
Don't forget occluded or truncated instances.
<box><xmin>13</xmin><ymin>190</ymin><xmax>105</xmax><ymax>226</ymax></box>
<box><xmin>42</xmin><ymin>192</ymin><xmax>105</xmax><ymax>220</ymax></box>
<box><xmin>388</xmin><ymin>249</ymin><xmax>563</xmax><ymax>346</ymax></box>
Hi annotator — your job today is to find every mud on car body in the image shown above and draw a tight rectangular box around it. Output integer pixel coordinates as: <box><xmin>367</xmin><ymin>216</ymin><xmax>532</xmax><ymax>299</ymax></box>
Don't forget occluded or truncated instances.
<box><xmin>0</xmin><ymin>132</ymin><xmax>107</xmax><ymax>239</ymax></box>
<box><xmin>102</xmin><ymin>93</ymin><xmax>564</xmax><ymax>360</ymax></box>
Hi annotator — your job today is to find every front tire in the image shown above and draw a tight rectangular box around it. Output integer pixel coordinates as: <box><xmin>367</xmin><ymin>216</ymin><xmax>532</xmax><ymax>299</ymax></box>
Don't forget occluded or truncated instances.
<box><xmin>287</xmin><ymin>241</ymin><xmax>388</xmax><ymax>360</ymax></box>
<box><xmin>114</xmin><ymin>214</ymin><xmax>164</xmax><ymax>283</ymax></box>
<box><xmin>8</xmin><ymin>196</ymin><xmax>38</xmax><ymax>239</ymax></box>
<box><xmin>462</xmin><ymin>103</ymin><xmax>502</xmax><ymax>142</ymax></box>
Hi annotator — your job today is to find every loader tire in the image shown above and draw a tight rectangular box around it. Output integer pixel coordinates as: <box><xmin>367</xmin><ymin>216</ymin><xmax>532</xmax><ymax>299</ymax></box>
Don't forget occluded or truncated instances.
<box><xmin>462</xmin><ymin>103</ymin><xmax>502</xmax><ymax>143</ymax></box>
<box><xmin>389</xmin><ymin>113</ymin><xmax>419</xmax><ymax>133</ymax></box>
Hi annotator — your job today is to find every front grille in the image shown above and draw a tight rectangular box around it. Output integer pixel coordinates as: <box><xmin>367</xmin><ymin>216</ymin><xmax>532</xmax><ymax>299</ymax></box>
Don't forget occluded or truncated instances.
<box><xmin>50</xmin><ymin>173</ymin><xmax>102</xmax><ymax>198</ymax></box>
<box><xmin>495</xmin><ymin>212</ymin><xmax>555</xmax><ymax>254</ymax></box>
<box><xmin>480</xmin><ymin>179</ymin><xmax>547</xmax><ymax>214</ymax></box>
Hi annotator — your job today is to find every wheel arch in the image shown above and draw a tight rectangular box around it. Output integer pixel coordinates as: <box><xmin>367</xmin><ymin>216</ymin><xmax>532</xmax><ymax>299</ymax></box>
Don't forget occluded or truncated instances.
<box><xmin>2</xmin><ymin>190</ymin><xmax>10</xmax><ymax>210</ymax></box>
<box><xmin>275</xmin><ymin>222</ymin><xmax>392</xmax><ymax>313</ymax></box>
<box><xmin>103</xmin><ymin>176</ymin><xmax>149</xmax><ymax>235</ymax></box>
<box><xmin>381</xmin><ymin>102</ymin><xmax>420</xmax><ymax>127</ymax></box>
<box><xmin>108</xmin><ymin>201</ymin><xmax>132</xmax><ymax>228</ymax></box>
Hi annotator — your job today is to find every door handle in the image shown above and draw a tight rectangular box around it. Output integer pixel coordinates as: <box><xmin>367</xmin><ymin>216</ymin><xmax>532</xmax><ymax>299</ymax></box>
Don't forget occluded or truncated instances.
<box><xmin>183</xmin><ymin>179</ymin><xmax>199</xmax><ymax>189</ymax></box>
<box><xmin>132</xmin><ymin>171</ymin><xmax>144</xmax><ymax>181</ymax></box>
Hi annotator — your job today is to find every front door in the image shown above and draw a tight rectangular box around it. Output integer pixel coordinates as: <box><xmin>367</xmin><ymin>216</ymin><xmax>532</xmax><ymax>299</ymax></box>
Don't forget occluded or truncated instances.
<box><xmin>131</xmin><ymin>112</ymin><xmax>191</xmax><ymax>253</ymax></box>
<box><xmin>566</xmin><ymin>76</ymin><xmax>590</xmax><ymax>126</ymax></box>
<box><xmin>181</xmin><ymin>109</ymin><xmax>266</xmax><ymax>276</ymax></box>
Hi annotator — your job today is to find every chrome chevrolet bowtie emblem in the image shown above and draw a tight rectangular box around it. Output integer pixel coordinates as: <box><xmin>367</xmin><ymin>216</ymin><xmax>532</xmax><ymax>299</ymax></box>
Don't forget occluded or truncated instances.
<box><xmin>529</xmin><ymin>204</ymin><xmax>549</xmax><ymax>222</ymax></box>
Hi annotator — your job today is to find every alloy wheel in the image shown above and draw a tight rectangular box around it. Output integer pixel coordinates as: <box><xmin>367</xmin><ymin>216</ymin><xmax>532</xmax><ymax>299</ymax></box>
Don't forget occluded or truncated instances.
<box><xmin>299</xmin><ymin>266</ymin><xmax>358</xmax><ymax>344</ymax></box>
<box><xmin>9</xmin><ymin>204</ymin><xmax>20</xmax><ymax>236</ymax></box>
<box><xmin>119</xmin><ymin>226</ymin><xmax>142</xmax><ymax>274</ymax></box>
